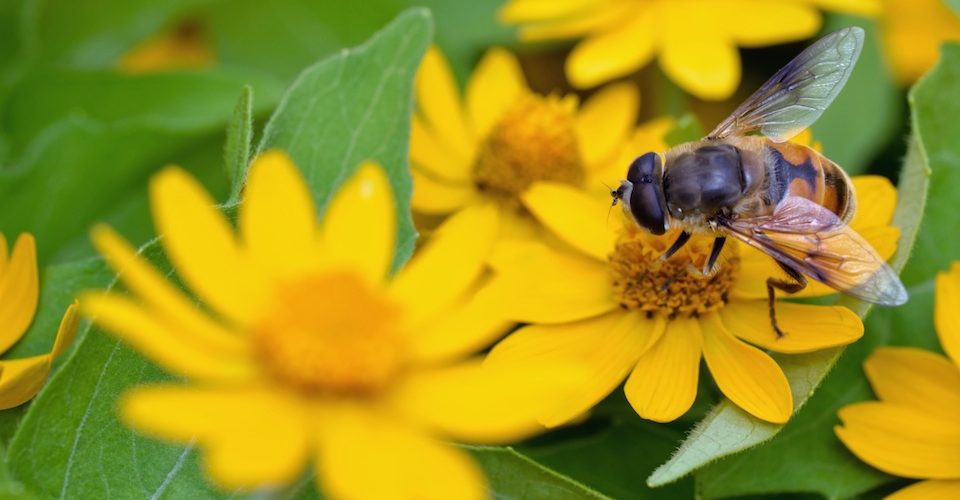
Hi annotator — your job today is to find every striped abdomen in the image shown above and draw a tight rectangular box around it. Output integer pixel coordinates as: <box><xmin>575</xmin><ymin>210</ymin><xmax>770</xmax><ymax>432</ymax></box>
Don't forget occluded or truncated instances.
<box><xmin>765</xmin><ymin>140</ymin><xmax>855</xmax><ymax>222</ymax></box>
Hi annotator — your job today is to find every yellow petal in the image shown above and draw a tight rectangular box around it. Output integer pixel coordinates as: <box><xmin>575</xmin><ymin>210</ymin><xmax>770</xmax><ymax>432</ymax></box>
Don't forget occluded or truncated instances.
<box><xmin>411</xmin><ymin>168</ymin><xmax>477</xmax><ymax>215</ymax></box>
<box><xmin>566</xmin><ymin>7</ymin><xmax>656</xmax><ymax>88</ymax></box>
<box><xmin>499</xmin><ymin>0</ymin><xmax>596</xmax><ymax>23</ymax></box>
<box><xmin>701</xmin><ymin>313</ymin><xmax>793</xmax><ymax>424</ymax></box>
<box><xmin>239</xmin><ymin>150</ymin><xmax>318</xmax><ymax>279</ymax></box>
<box><xmin>866</xmin><ymin>347</ymin><xmax>960</xmax><ymax>418</ymax></box>
<box><xmin>416</xmin><ymin>47</ymin><xmax>473</xmax><ymax>161</ymax></box>
<box><xmin>521</xmin><ymin>182</ymin><xmax>617</xmax><ymax>261</ymax></box>
<box><xmin>487</xmin><ymin>311</ymin><xmax>661</xmax><ymax>426</ymax></box>
<box><xmin>390</xmin><ymin>358</ymin><xmax>585</xmax><ymax>443</ymax></box>
<box><xmin>575</xmin><ymin>82</ymin><xmax>639</xmax><ymax>167</ymax></box>
<box><xmin>510</xmin><ymin>2</ymin><xmax>634</xmax><ymax>42</ymax></box>
<box><xmin>411</xmin><ymin>115</ymin><xmax>472</xmax><ymax>183</ymax></box>
<box><xmin>91</xmin><ymin>226</ymin><xmax>246</xmax><ymax>356</ymax></box>
<box><xmin>466</xmin><ymin>48</ymin><xmax>527</xmax><ymax>141</ymax></box>
<box><xmin>624</xmin><ymin>316</ymin><xmax>702</xmax><ymax>422</ymax></box>
<box><xmin>483</xmin><ymin>240</ymin><xmax>617</xmax><ymax>324</ymax></box>
<box><xmin>81</xmin><ymin>293</ymin><xmax>255</xmax><ymax>383</ymax></box>
<box><xmin>720</xmin><ymin>300</ymin><xmax>863</xmax><ymax>354</ymax></box>
<box><xmin>0</xmin><ymin>234</ymin><xmax>38</xmax><ymax>354</ymax></box>
<box><xmin>888</xmin><ymin>479</ymin><xmax>960</xmax><ymax>500</ymax></box>
<box><xmin>936</xmin><ymin>263</ymin><xmax>960</xmax><ymax>366</ymax></box>
<box><xmin>390</xmin><ymin>203</ymin><xmax>498</xmax><ymax>326</ymax></box>
<box><xmin>320</xmin><ymin>162</ymin><xmax>395</xmax><ymax>284</ymax></box>
<box><xmin>0</xmin><ymin>304</ymin><xmax>75</xmax><ymax>409</ymax></box>
<box><xmin>150</xmin><ymin>167</ymin><xmax>264</xmax><ymax>326</ymax></box>
<box><xmin>836</xmin><ymin>402</ymin><xmax>960</xmax><ymax>479</ymax></box>
<box><xmin>659</xmin><ymin>10</ymin><xmax>740</xmax><ymax>101</ymax></box>
<box><xmin>850</xmin><ymin>175</ymin><xmax>897</xmax><ymax>230</ymax></box>
<box><xmin>51</xmin><ymin>302</ymin><xmax>80</xmax><ymax>359</ymax></box>
<box><xmin>858</xmin><ymin>225</ymin><xmax>900</xmax><ymax>262</ymax></box>
<box><xmin>0</xmin><ymin>355</ymin><xmax>51</xmax><ymax>409</ymax></box>
<box><xmin>408</xmin><ymin>284</ymin><xmax>514</xmax><ymax>364</ymax></box>
<box><xmin>809</xmin><ymin>0</ymin><xmax>881</xmax><ymax>17</ymax></box>
<box><xmin>317</xmin><ymin>404</ymin><xmax>486</xmax><ymax>500</ymax></box>
<box><xmin>121</xmin><ymin>385</ymin><xmax>310</xmax><ymax>490</ymax></box>
<box><xmin>721</xmin><ymin>2</ymin><xmax>821</xmax><ymax>46</ymax></box>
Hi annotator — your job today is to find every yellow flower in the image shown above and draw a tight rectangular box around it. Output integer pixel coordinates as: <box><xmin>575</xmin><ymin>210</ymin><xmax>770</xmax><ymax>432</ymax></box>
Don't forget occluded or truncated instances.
<box><xmin>118</xmin><ymin>20</ymin><xmax>215</xmax><ymax>74</ymax></box>
<box><xmin>411</xmin><ymin>45</ymin><xmax>670</xmax><ymax>240</ymax></box>
<box><xmin>834</xmin><ymin>262</ymin><xmax>960</xmax><ymax>499</ymax></box>
<box><xmin>880</xmin><ymin>0</ymin><xmax>960</xmax><ymax>84</ymax></box>
<box><xmin>81</xmin><ymin>151</ymin><xmax>579</xmax><ymax>498</ymax></box>
<box><xmin>482</xmin><ymin>175</ymin><xmax>897</xmax><ymax>424</ymax></box>
<box><xmin>500</xmin><ymin>0</ymin><xmax>881</xmax><ymax>99</ymax></box>
<box><xmin>0</xmin><ymin>234</ymin><xmax>79</xmax><ymax>409</ymax></box>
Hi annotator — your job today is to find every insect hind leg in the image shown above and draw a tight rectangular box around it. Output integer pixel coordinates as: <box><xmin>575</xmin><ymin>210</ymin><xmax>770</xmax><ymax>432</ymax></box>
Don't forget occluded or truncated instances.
<box><xmin>766</xmin><ymin>262</ymin><xmax>807</xmax><ymax>338</ymax></box>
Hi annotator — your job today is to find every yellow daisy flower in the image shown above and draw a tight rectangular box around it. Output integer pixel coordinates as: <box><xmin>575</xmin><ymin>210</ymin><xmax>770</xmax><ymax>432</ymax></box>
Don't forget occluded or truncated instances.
<box><xmin>411</xmin><ymin>45</ymin><xmax>670</xmax><ymax>239</ymax></box>
<box><xmin>118</xmin><ymin>20</ymin><xmax>215</xmax><ymax>74</ymax></box>
<box><xmin>834</xmin><ymin>262</ymin><xmax>960</xmax><ymax>499</ymax></box>
<box><xmin>482</xmin><ymin>174</ymin><xmax>897</xmax><ymax>424</ymax></box>
<box><xmin>81</xmin><ymin>151</ymin><xmax>579</xmax><ymax>498</ymax></box>
<box><xmin>0</xmin><ymin>234</ymin><xmax>79</xmax><ymax>409</ymax></box>
<box><xmin>880</xmin><ymin>0</ymin><xmax>960</xmax><ymax>84</ymax></box>
<box><xmin>500</xmin><ymin>0</ymin><xmax>881</xmax><ymax>99</ymax></box>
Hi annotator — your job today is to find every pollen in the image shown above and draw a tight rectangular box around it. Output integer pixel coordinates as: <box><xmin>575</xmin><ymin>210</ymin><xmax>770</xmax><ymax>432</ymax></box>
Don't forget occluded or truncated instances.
<box><xmin>253</xmin><ymin>272</ymin><xmax>405</xmax><ymax>395</ymax></box>
<box><xmin>472</xmin><ymin>92</ymin><xmax>585</xmax><ymax>196</ymax></box>
<box><xmin>609</xmin><ymin>226</ymin><xmax>740</xmax><ymax>317</ymax></box>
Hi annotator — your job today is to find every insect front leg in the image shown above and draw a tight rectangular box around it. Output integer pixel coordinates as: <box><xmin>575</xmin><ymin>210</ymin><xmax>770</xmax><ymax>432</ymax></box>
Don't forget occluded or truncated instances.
<box><xmin>766</xmin><ymin>262</ymin><xmax>807</xmax><ymax>338</ymax></box>
<box><xmin>661</xmin><ymin>231</ymin><xmax>691</xmax><ymax>261</ymax></box>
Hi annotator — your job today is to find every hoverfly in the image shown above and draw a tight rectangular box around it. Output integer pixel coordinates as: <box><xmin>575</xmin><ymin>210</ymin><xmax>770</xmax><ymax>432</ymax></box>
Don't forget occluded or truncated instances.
<box><xmin>612</xmin><ymin>27</ymin><xmax>907</xmax><ymax>336</ymax></box>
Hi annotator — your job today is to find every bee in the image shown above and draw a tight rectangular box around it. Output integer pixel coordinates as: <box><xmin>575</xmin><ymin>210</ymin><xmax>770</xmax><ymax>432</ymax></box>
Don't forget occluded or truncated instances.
<box><xmin>612</xmin><ymin>27</ymin><xmax>907</xmax><ymax>336</ymax></box>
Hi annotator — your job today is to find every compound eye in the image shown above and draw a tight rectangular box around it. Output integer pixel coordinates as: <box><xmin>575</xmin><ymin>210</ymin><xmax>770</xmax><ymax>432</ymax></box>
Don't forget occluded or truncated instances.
<box><xmin>626</xmin><ymin>153</ymin><xmax>667</xmax><ymax>235</ymax></box>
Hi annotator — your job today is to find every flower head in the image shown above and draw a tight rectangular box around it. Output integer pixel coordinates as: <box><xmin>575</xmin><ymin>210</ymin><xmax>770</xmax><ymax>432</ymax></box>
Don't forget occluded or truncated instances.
<box><xmin>81</xmin><ymin>151</ymin><xmax>577</xmax><ymax>498</ymax></box>
<box><xmin>118</xmin><ymin>20</ymin><xmax>214</xmax><ymax>74</ymax></box>
<box><xmin>834</xmin><ymin>262</ymin><xmax>960</xmax><ymax>499</ymax></box>
<box><xmin>483</xmin><ymin>174</ymin><xmax>897</xmax><ymax>424</ymax></box>
<box><xmin>880</xmin><ymin>0</ymin><xmax>960</xmax><ymax>84</ymax></box>
<box><xmin>0</xmin><ymin>234</ymin><xmax>79</xmax><ymax>409</ymax></box>
<box><xmin>412</xmin><ymin>45</ymin><xmax>670</xmax><ymax>240</ymax></box>
<box><xmin>500</xmin><ymin>0</ymin><xmax>880</xmax><ymax>99</ymax></box>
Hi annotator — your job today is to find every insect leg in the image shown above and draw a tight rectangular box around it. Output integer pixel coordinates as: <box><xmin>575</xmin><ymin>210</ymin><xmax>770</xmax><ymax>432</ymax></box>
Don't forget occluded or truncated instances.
<box><xmin>703</xmin><ymin>237</ymin><xmax>727</xmax><ymax>274</ymax></box>
<box><xmin>765</xmin><ymin>262</ymin><xmax>807</xmax><ymax>338</ymax></box>
<box><xmin>661</xmin><ymin>231</ymin><xmax>692</xmax><ymax>261</ymax></box>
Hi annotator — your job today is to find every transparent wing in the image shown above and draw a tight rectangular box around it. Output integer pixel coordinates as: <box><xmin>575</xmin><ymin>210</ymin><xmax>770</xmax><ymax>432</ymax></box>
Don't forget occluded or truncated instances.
<box><xmin>708</xmin><ymin>27</ymin><xmax>864</xmax><ymax>142</ymax></box>
<box><xmin>723</xmin><ymin>196</ymin><xmax>907</xmax><ymax>306</ymax></box>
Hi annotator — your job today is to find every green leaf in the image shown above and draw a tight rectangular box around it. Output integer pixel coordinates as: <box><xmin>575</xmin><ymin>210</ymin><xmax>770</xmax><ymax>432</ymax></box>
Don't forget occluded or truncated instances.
<box><xmin>206</xmin><ymin>0</ymin><xmax>510</xmax><ymax>83</ymax></box>
<box><xmin>688</xmin><ymin>41</ymin><xmax>960</xmax><ymax>499</ymax></box>
<box><xmin>647</xmin><ymin>87</ymin><xmax>932</xmax><ymax>491</ymax></box>
<box><xmin>664</xmin><ymin>114</ymin><xmax>703</xmax><ymax>147</ymax></box>
<box><xmin>224</xmin><ymin>85</ymin><xmax>254</xmax><ymax>203</ymax></box>
<box><xmin>1</xmin><ymin>68</ymin><xmax>283</xmax><ymax>153</ymax></box>
<box><xmin>467</xmin><ymin>446</ymin><xmax>611</xmax><ymax>499</ymax></box>
<box><xmin>256</xmin><ymin>7</ymin><xmax>432</xmax><ymax>267</ymax></box>
<box><xmin>0</xmin><ymin>256</ymin><xmax>116</xmax><ymax>445</ymax></box>
<box><xmin>6</xmin><ymin>10</ymin><xmax>431</xmax><ymax>497</ymax></box>
<box><xmin>811</xmin><ymin>15</ymin><xmax>902</xmax><ymax>175</ymax></box>
<box><xmin>518</xmin><ymin>414</ymin><xmax>694</xmax><ymax>499</ymax></box>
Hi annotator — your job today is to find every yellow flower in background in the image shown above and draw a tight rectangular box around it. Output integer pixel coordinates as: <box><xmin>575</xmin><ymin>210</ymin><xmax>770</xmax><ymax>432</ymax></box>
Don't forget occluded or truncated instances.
<box><xmin>81</xmin><ymin>151</ymin><xmax>579</xmax><ymax>498</ymax></box>
<box><xmin>0</xmin><ymin>234</ymin><xmax>79</xmax><ymax>409</ymax></box>
<box><xmin>412</xmin><ymin>45</ymin><xmax>670</xmax><ymax>240</ymax></box>
<box><xmin>483</xmin><ymin>175</ymin><xmax>897</xmax><ymax>424</ymax></box>
<box><xmin>118</xmin><ymin>20</ymin><xmax>215</xmax><ymax>74</ymax></box>
<box><xmin>880</xmin><ymin>0</ymin><xmax>960</xmax><ymax>84</ymax></box>
<box><xmin>835</xmin><ymin>263</ymin><xmax>960</xmax><ymax>499</ymax></box>
<box><xmin>500</xmin><ymin>0</ymin><xmax>880</xmax><ymax>99</ymax></box>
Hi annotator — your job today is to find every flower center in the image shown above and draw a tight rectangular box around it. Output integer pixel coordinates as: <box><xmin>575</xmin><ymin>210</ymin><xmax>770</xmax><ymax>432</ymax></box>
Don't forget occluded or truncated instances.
<box><xmin>472</xmin><ymin>92</ymin><xmax>585</xmax><ymax>196</ymax></box>
<box><xmin>253</xmin><ymin>272</ymin><xmax>405</xmax><ymax>395</ymax></box>
<box><xmin>609</xmin><ymin>225</ymin><xmax>740</xmax><ymax>317</ymax></box>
